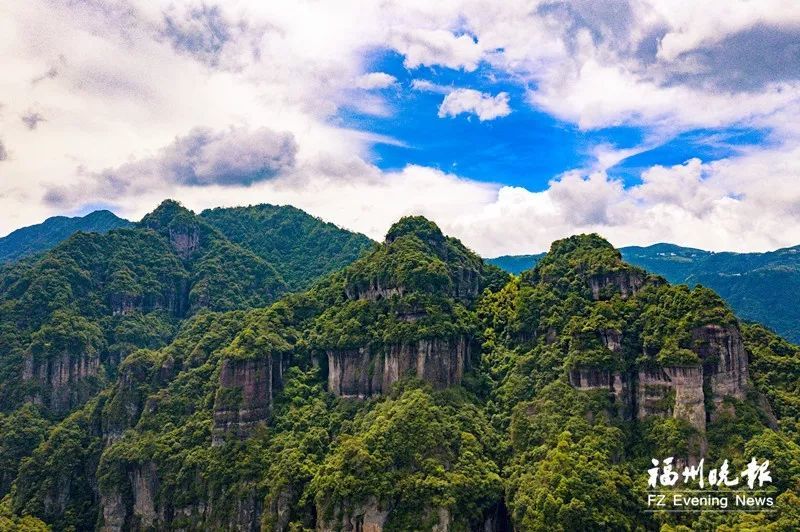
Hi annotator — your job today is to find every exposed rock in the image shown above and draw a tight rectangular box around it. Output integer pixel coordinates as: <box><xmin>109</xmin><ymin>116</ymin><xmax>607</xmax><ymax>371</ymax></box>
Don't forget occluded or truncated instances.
<box><xmin>570</xmin><ymin>322</ymin><xmax>750</xmax><ymax>444</ymax></box>
<box><xmin>168</xmin><ymin>226</ymin><xmax>200</xmax><ymax>258</ymax></box>
<box><xmin>131</xmin><ymin>463</ymin><xmax>159</xmax><ymax>529</ymax></box>
<box><xmin>643</xmin><ymin>367</ymin><xmax>706</xmax><ymax>433</ymax></box>
<box><xmin>599</xmin><ymin>329</ymin><xmax>623</xmax><ymax>352</ymax></box>
<box><xmin>109</xmin><ymin>293</ymin><xmax>143</xmax><ymax>316</ymax></box>
<box><xmin>345</xmin><ymin>280</ymin><xmax>404</xmax><ymax>302</ymax></box>
<box><xmin>109</xmin><ymin>280</ymin><xmax>189</xmax><ymax>317</ymax></box>
<box><xmin>265</xmin><ymin>486</ymin><xmax>295</xmax><ymax>532</ymax></box>
<box><xmin>212</xmin><ymin>354</ymin><xmax>288</xmax><ymax>444</ymax></box>
<box><xmin>587</xmin><ymin>270</ymin><xmax>646</xmax><ymax>300</ymax></box>
<box><xmin>317</xmin><ymin>497</ymin><xmax>389</xmax><ymax>532</ymax></box>
<box><xmin>693</xmin><ymin>324</ymin><xmax>749</xmax><ymax>406</ymax></box>
<box><xmin>569</xmin><ymin>368</ymin><xmax>630</xmax><ymax>418</ymax></box>
<box><xmin>99</xmin><ymin>491</ymin><xmax>127</xmax><ymax>532</ymax></box>
<box><xmin>327</xmin><ymin>338</ymin><xmax>469</xmax><ymax>398</ymax></box>
<box><xmin>22</xmin><ymin>350</ymin><xmax>101</xmax><ymax>415</ymax></box>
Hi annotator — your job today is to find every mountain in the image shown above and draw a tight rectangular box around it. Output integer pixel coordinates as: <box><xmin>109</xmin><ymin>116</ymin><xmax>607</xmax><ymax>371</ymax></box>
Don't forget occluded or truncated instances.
<box><xmin>488</xmin><ymin>243</ymin><xmax>800</xmax><ymax>343</ymax></box>
<box><xmin>484</xmin><ymin>253</ymin><xmax>544</xmax><ymax>275</ymax></box>
<box><xmin>1</xmin><ymin>218</ymin><xmax>798</xmax><ymax>531</ymax></box>
<box><xmin>0</xmin><ymin>210</ymin><xmax>132</xmax><ymax>263</ymax></box>
<box><xmin>200</xmin><ymin>204</ymin><xmax>374</xmax><ymax>290</ymax></box>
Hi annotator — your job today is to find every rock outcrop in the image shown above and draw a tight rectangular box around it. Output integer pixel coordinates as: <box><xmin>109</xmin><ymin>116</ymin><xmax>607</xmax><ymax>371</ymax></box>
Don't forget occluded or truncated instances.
<box><xmin>212</xmin><ymin>354</ymin><xmax>288</xmax><ymax>444</ymax></box>
<box><xmin>22</xmin><ymin>350</ymin><xmax>102</xmax><ymax>416</ymax></box>
<box><xmin>693</xmin><ymin>324</ymin><xmax>748</xmax><ymax>406</ymax></box>
<box><xmin>168</xmin><ymin>226</ymin><xmax>201</xmax><ymax>258</ymax></box>
<box><xmin>317</xmin><ymin>498</ymin><xmax>389</xmax><ymax>532</ymax></box>
<box><xmin>108</xmin><ymin>282</ymin><xmax>188</xmax><ymax>317</ymax></box>
<box><xmin>587</xmin><ymin>270</ymin><xmax>646</xmax><ymax>300</ymax></box>
<box><xmin>327</xmin><ymin>338</ymin><xmax>469</xmax><ymax>398</ymax></box>
<box><xmin>570</xmin><ymin>324</ymin><xmax>750</xmax><ymax>439</ymax></box>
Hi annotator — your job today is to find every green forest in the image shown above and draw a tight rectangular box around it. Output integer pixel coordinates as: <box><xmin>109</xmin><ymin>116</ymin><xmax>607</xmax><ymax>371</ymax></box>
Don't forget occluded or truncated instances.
<box><xmin>0</xmin><ymin>201</ymin><xmax>799</xmax><ymax>531</ymax></box>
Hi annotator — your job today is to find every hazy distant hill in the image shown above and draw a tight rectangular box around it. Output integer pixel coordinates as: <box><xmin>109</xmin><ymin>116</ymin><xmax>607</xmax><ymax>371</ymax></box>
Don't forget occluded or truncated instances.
<box><xmin>0</xmin><ymin>210</ymin><xmax>132</xmax><ymax>263</ymax></box>
<box><xmin>488</xmin><ymin>243</ymin><xmax>800</xmax><ymax>342</ymax></box>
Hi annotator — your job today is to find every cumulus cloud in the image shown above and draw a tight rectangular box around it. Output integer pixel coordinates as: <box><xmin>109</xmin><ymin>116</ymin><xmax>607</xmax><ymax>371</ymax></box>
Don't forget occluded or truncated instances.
<box><xmin>5</xmin><ymin>0</ymin><xmax>800</xmax><ymax>257</ymax></box>
<box><xmin>162</xmin><ymin>5</ymin><xmax>232</xmax><ymax>65</ymax></box>
<box><xmin>44</xmin><ymin>126</ymin><xmax>297</xmax><ymax>206</ymax></box>
<box><xmin>438</xmin><ymin>89</ymin><xmax>510</xmax><ymax>121</ymax></box>
<box><xmin>355</xmin><ymin>72</ymin><xmax>397</xmax><ymax>90</ymax></box>
<box><xmin>392</xmin><ymin>29</ymin><xmax>483</xmax><ymax>71</ymax></box>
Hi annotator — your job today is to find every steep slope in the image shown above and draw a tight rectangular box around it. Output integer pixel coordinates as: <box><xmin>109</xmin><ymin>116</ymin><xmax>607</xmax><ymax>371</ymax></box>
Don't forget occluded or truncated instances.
<box><xmin>3</xmin><ymin>222</ymin><xmax>799</xmax><ymax>531</ymax></box>
<box><xmin>480</xmin><ymin>235</ymin><xmax>797</xmax><ymax>530</ymax></box>
<box><xmin>5</xmin><ymin>216</ymin><xmax>508</xmax><ymax>531</ymax></box>
<box><xmin>0</xmin><ymin>200</ymin><xmax>287</xmax><ymax>459</ymax></box>
<box><xmin>489</xmin><ymin>243</ymin><xmax>800</xmax><ymax>343</ymax></box>
<box><xmin>201</xmin><ymin>204</ymin><xmax>374</xmax><ymax>290</ymax></box>
<box><xmin>0</xmin><ymin>210</ymin><xmax>132</xmax><ymax>263</ymax></box>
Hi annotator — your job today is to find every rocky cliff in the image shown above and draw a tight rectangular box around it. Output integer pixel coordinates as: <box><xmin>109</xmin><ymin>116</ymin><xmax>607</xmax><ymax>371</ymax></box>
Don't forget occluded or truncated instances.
<box><xmin>570</xmin><ymin>324</ymin><xmax>750</xmax><ymax>446</ymax></box>
<box><xmin>327</xmin><ymin>337</ymin><xmax>469</xmax><ymax>398</ymax></box>
<box><xmin>212</xmin><ymin>353</ymin><xmax>289</xmax><ymax>444</ymax></box>
<box><xmin>22</xmin><ymin>349</ymin><xmax>102</xmax><ymax>416</ymax></box>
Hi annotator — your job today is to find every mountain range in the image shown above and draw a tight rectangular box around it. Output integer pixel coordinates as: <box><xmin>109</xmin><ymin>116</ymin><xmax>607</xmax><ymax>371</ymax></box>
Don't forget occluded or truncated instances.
<box><xmin>489</xmin><ymin>244</ymin><xmax>800</xmax><ymax>343</ymax></box>
<box><xmin>0</xmin><ymin>200</ymin><xmax>798</xmax><ymax>530</ymax></box>
<box><xmin>6</xmin><ymin>209</ymin><xmax>800</xmax><ymax>344</ymax></box>
<box><xmin>0</xmin><ymin>210</ymin><xmax>132</xmax><ymax>263</ymax></box>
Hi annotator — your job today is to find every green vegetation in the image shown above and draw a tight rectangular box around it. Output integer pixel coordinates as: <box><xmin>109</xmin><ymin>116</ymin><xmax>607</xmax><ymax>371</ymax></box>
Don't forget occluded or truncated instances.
<box><xmin>201</xmin><ymin>203</ymin><xmax>374</xmax><ymax>290</ymax></box>
<box><xmin>0</xmin><ymin>210</ymin><xmax>798</xmax><ymax>530</ymax></box>
<box><xmin>489</xmin><ymin>242</ymin><xmax>800</xmax><ymax>343</ymax></box>
<box><xmin>0</xmin><ymin>209</ymin><xmax>132</xmax><ymax>264</ymax></box>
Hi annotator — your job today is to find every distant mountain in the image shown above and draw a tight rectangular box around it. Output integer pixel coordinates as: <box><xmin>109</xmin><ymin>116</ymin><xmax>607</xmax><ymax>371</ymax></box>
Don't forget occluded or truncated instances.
<box><xmin>200</xmin><ymin>204</ymin><xmax>374</xmax><ymax>290</ymax></box>
<box><xmin>484</xmin><ymin>253</ymin><xmax>545</xmax><ymax>274</ymax></box>
<box><xmin>488</xmin><ymin>243</ymin><xmax>800</xmax><ymax>343</ymax></box>
<box><xmin>0</xmin><ymin>210</ymin><xmax>132</xmax><ymax>263</ymax></box>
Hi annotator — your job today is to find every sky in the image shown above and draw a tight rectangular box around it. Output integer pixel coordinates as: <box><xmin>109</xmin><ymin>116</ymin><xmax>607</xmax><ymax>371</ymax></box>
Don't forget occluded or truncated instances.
<box><xmin>2</xmin><ymin>1</ymin><xmax>800</xmax><ymax>256</ymax></box>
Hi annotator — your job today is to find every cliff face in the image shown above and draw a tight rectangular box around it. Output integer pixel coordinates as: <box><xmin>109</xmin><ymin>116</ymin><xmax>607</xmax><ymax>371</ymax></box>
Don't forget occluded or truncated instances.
<box><xmin>694</xmin><ymin>324</ymin><xmax>749</xmax><ymax>406</ymax></box>
<box><xmin>316</xmin><ymin>500</ymin><xmax>504</xmax><ymax>532</ymax></box>
<box><xmin>99</xmin><ymin>461</ymin><xmax>263</xmax><ymax>532</ymax></box>
<box><xmin>588</xmin><ymin>270</ymin><xmax>646</xmax><ymax>300</ymax></box>
<box><xmin>108</xmin><ymin>282</ymin><xmax>188</xmax><ymax>317</ymax></box>
<box><xmin>168</xmin><ymin>226</ymin><xmax>201</xmax><ymax>258</ymax></box>
<box><xmin>212</xmin><ymin>353</ymin><xmax>288</xmax><ymax>444</ymax></box>
<box><xmin>570</xmin><ymin>324</ymin><xmax>750</xmax><ymax>439</ymax></box>
<box><xmin>317</xmin><ymin>498</ymin><xmax>390</xmax><ymax>532</ymax></box>
<box><xmin>327</xmin><ymin>338</ymin><xmax>469</xmax><ymax>399</ymax></box>
<box><xmin>22</xmin><ymin>350</ymin><xmax>102</xmax><ymax>416</ymax></box>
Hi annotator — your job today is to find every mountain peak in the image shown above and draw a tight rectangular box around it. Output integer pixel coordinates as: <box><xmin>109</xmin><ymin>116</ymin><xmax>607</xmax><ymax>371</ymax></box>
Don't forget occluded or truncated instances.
<box><xmin>139</xmin><ymin>200</ymin><xmax>197</xmax><ymax>231</ymax></box>
<box><xmin>547</xmin><ymin>233</ymin><xmax>618</xmax><ymax>258</ymax></box>
<box><xmin>385</xmin><ymin>216</ymin><xmax>444</xmax><ymax>247</ymax></box>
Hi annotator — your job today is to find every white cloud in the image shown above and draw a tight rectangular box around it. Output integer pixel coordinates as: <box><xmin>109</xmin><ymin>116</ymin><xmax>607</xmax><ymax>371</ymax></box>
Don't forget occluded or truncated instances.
<box><xmin>3</xmin><ymin>0</ymin><xmax>800</xmax><ymax>259</ymax></box>
<box><xmin>438</xmin><ymin>89</ymin><xmax>510</xmax><ymax>121</ymax></box>
<box><xmin>391</xmin><ymin>28</ymin><xmax>483</xmax><ymax>71</ymax></box>
<box><xmin>355</xmin><ymin>72</ymin><xmax>397</xmax><ymax>90</ymax></box>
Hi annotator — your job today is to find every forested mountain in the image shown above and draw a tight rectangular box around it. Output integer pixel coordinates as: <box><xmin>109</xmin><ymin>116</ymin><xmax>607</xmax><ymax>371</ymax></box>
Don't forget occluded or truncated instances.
<box><xmin>0</xmin><ymin>210</ymin><xmax>132</xmax><ymax>263</ymax></box>
<box><xmin>1</xmin><ymin>214</ymin><xmax>798</xmax><ymax>530</ymax></box>
<box><xmin>489</xmin><ymin>243</ymin><xmax>800</xmax><ymax>343</ymax></box>
<box><xmin>200</xmin><ymin>204</ymin><xmax>374</xmax><ymax>290</ymax></box>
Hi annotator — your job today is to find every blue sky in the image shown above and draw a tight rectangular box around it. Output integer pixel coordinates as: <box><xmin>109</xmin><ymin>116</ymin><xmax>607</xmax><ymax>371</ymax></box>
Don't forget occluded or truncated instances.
<box><xmin>338</xmin><ymin>50</ymin><xmax>772</xmax><ymax>191</ymax></box>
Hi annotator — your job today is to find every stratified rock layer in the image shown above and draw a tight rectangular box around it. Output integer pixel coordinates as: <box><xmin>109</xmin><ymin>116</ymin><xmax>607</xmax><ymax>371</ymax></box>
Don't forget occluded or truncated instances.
<box><xmin>212</xmin><ymin>354</ymin><xmax>288</xmax><ymax>444</ymax></box>
<box><xmin>22</xmin><ymin>350</ymin><xmax>101</xmax><ymax>416</ymax></box>
<box><xmin>327</xmin><ymin>338</ymin><xmax>469</xmax><ymax>398</ymax></box>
